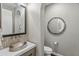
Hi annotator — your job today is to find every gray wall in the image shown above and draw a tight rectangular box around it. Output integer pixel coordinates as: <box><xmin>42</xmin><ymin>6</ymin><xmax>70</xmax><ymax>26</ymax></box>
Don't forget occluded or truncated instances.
<box><xmin>27</xmin><ymin>3</ymin><xmax>44</xmax><ymax>56</ymax></box>
<box><xmin>45</xmin><ymin>3</ymin><xmax>79</xmax><ymax>56</ymax></box>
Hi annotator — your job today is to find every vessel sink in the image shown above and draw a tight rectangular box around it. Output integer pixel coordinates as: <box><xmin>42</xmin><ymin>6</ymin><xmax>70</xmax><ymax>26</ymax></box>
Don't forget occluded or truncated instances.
<box><xmin>9</xmin><ymin>41</ymin><xmax>27</xmax><ymax>52</ymax></box>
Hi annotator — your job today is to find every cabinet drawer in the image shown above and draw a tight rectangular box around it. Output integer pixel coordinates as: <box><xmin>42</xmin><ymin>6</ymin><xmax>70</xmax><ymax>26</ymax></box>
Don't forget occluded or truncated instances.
<box><xmin>21</xmin><ymin>47</ymin><xmax>36</xmax><ymax>56</ymax></box>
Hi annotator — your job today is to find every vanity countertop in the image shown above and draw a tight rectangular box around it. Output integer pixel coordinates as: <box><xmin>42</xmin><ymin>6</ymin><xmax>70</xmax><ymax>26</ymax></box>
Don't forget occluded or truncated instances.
<box><xmin>0</xmin><ymin>41</ymin><xmax>36</xmax><ymax>56</ymax></box>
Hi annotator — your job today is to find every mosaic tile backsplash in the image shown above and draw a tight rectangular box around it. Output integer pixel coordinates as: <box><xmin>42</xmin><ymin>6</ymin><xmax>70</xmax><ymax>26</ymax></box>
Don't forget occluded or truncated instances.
<box><xmin>1</xmin><ymin>35</ymin><xmax>29</xmax><ymax>48</ymax></box>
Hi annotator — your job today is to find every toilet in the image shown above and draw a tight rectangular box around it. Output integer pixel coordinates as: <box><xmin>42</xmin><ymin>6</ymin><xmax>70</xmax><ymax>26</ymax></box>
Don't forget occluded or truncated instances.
<box><xmin>44</xmin><ymin>46</ymin><xmax>52</xmax><ymax>56</ymax></box>
<box><xmin>44</xmin><ymin>46</ymin><xmax>63</xmax><ymax>56</ymax></box>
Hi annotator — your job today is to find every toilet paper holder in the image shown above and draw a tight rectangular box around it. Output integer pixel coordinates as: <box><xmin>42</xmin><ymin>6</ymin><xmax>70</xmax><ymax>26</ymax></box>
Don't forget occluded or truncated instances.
<box><xmin>53</xmin><ymin>41</ymin><xmax>59</xmax><ymax>52</ymax></box>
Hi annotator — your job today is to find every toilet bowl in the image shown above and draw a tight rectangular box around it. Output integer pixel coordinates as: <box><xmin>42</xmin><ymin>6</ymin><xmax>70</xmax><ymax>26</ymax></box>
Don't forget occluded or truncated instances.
<box><xmin>44</xmin><ymin>46</ymin><xmax>52</xmax><ymax>56</ymax></box>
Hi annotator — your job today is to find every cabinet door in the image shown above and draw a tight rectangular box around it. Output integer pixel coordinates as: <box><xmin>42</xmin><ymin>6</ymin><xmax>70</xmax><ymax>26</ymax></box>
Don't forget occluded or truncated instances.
<box><xmin>21</xmin><ymin>48</ymin><xmax>36</xmax><ymax>56</ymax></box>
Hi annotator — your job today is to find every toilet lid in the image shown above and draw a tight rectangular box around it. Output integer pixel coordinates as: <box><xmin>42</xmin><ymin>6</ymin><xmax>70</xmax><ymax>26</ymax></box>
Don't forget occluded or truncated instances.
<box><xmin>44</xmin><ymin>46</ymin><xmax>52</xmax><ymax>52</ymax></box>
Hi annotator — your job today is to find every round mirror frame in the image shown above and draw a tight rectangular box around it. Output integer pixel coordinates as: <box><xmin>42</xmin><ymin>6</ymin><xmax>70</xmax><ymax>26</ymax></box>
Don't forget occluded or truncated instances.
<box><xmin>47</xmin><ymin>17</ymin><xmax>66</xmax><ymax>35</ymax></box>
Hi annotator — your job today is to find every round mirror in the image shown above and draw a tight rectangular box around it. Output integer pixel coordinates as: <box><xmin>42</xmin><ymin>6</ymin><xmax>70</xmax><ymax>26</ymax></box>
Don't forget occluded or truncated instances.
<box><xmin>47</xmin><ymin>17</ymin><xmax>66</xmax><ymax>35</ymax></box>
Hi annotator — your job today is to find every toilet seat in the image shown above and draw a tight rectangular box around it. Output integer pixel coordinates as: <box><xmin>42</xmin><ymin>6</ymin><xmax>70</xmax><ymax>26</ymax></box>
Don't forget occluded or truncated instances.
<box><xmin>44</xmin><ymin>46</ymin><xmax>52</xmax><ymax>55</ymax></box>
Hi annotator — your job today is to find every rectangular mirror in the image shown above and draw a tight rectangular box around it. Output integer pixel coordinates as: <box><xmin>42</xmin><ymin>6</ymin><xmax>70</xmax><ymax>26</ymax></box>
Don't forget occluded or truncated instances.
<box><xmin>1</xmin><ymin>3</ymin><xmax>26</xmax><ymax>37</ymax></box>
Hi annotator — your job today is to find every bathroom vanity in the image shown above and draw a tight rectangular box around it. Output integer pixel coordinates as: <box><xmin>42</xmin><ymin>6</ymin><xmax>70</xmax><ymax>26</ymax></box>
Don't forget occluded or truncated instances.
<box><xmin>0</xmin><ymin>41</ymin><xmax>36</xmax><ymax>56</ymax></box>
